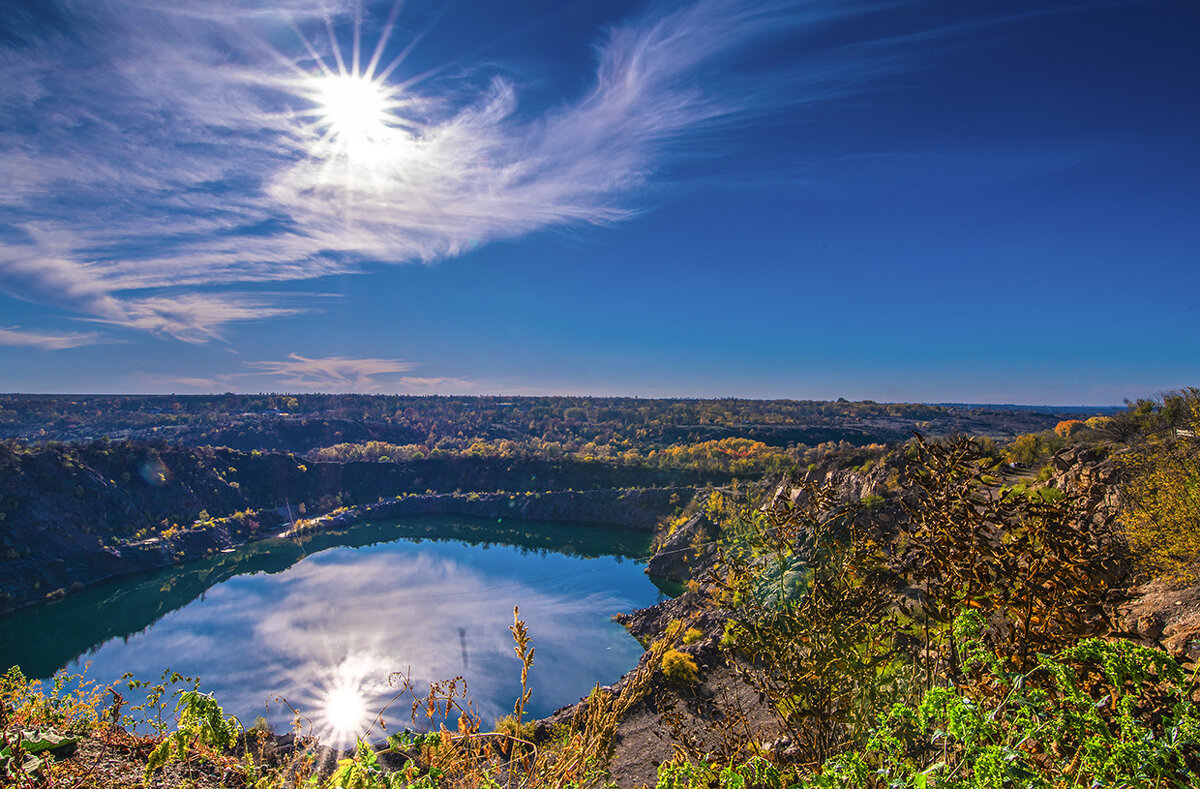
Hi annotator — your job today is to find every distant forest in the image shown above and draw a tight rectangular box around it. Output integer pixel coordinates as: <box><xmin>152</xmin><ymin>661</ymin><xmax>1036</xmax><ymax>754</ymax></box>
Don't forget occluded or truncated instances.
<box><xmin>0</xmin><ymin>393</ymin><xmax>1111</xmax><ymax>478</ymax></box>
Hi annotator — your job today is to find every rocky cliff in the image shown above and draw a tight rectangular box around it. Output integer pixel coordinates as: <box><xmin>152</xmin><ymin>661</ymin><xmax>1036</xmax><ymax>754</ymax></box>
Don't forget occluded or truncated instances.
<box><xmin>0</xmin><ymin>441</ymin><xmax>701</xmax><ymax>614</ymax></box>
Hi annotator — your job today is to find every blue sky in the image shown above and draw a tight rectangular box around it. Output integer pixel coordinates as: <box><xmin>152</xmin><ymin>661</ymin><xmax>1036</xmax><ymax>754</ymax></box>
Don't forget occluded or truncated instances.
<box><xmin>0</xmin><ymin>0</ymin><xmax>1196</xmax><ymax>404</ymax></box>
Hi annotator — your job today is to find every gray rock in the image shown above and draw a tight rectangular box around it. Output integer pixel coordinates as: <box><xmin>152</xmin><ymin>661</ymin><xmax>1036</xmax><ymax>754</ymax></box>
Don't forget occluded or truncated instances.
<box><xmin>644</xmin><ymin>513</ymin><xmax>718</xmax><ymax>583</ymax></box>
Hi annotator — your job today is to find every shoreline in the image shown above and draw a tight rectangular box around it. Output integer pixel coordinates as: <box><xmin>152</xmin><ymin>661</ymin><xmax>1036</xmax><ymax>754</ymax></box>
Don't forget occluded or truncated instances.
<box><xmin>1</xmin><ymin>486</ymin><xmax>697</xmax><ymax>618</ymax></box>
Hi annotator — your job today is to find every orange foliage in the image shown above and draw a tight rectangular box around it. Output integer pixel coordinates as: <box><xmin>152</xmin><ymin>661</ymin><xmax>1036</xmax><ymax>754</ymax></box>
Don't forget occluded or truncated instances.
<box><xmin>1053</xmin><ymin>420</ymin><xmax>1087</xmax><ymax>438</ymax></box>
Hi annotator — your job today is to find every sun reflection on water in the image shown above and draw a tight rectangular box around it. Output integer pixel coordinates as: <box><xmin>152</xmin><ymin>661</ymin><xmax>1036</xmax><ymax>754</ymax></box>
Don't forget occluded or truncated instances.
<box><xmin>26</xmin><ymin>527</ymin><xmax>656</xmax><ymax>748</ymax></box>
<box><xmin>320</xmin><ymin>676</ymin><xmax>371</xmax><ymax>744</ymax></box>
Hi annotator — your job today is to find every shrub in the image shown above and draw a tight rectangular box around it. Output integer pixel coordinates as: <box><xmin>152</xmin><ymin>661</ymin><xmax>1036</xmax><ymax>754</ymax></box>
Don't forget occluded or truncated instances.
<box><xmin>144</xmin><ymin>690</ymin><xmax>241</xmax><ymax>780</ymax></box>
<box><xmin>493</xmin><ymin>713</ymin><xmax>537</xmax><ymax>745</ymax></box>
<box><xmin>661</xmin><ymin>649</ymin><xmax>699</xmax><ymax>685</ymax></box>
<box><xmin>714</xmin><ymin>481</ymin><xmax>901</xmax><ymax>765</ymax></box>
<box><xmin>1004</xmin><ymin>430</ymin><xmax>1066</xmax><ymax>465</ymax></box>
<box><xmin>1117</xmin><ymin>391</ymin><xmax>1200</xmax><ymax>578</ymax></box>
<box><xmin>1054</xmin><ymin>419</ymin><xmax>1088</xmax><ymax>438</ymax></box>
<box><xmin>900</xmin><ymin>434</ymin><xmax>1122</xmax><ymax>672</ymax></box>
<box><xmin>859</xmin><ymin>494</ymin><xmax>885</xmax><ymax>509</ymax></box>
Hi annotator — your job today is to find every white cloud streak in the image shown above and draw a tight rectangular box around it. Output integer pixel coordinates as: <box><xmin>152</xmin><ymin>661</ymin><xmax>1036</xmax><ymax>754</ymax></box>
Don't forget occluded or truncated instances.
<box><xmin>247</xmin><ymin>353</ymin><xmax>416</xmax><ymax>391</ymax></box>
<box><xmin>0</xmin><ymin>326</ymin><xmax>105</xmax><ymax>350</ymax></box>
<box><xmin>0</xmin><ymin>0</ymin><xmax>905</xmax><ymax>341</ymax></box>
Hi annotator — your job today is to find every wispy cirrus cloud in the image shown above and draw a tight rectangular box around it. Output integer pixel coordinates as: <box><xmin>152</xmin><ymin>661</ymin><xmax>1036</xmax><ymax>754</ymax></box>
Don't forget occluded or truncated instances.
<box><xmin>0</xmin><ymin>0</ymin><xmax>924</xmax><ymax>341</ymax></box>
<box><xmin>247</xmin><ymin>353</ymin><xmax>416</xmax><ymax>391</ymax></box>
<box><xmin>0</xmin><ymin>325</ymin><xmax>105</xmax><ymax>350</ymax></box>
<box><xmin>135</xmin><ymin>359</ymin><xmax>481</xmax><ymax>394</ymax></box>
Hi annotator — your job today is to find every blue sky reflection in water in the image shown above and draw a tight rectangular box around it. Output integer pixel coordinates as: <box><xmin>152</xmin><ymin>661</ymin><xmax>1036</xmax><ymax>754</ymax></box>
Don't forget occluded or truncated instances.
<box><xmin>10</xmin><ymin>519</ymin><xmax>661</xmax><ymax>746</ymax></box>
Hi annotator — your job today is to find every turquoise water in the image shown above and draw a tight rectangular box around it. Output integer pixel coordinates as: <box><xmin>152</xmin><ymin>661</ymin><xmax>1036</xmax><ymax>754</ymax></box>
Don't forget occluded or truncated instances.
<box><xmin>0</xmin><ymin>517</ymin><xmax>664</xmax><ymax>744</ymax></box>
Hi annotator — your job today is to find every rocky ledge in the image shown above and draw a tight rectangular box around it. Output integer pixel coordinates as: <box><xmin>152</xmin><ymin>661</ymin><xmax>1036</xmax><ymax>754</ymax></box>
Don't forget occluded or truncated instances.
<box><xmin>0</xmin><ymin>486</ymin><xmax>698</xmax><ymax>616</ymax></box>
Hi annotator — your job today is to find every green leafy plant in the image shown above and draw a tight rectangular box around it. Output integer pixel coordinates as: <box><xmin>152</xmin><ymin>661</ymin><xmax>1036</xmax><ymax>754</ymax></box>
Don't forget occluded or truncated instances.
<box><xmin>712</xmin><ymin>481</ymin><xmax>903</xmax><ymax>768</ymax></box>
<box><xmin>829</xmin><ymin>629</ymin><xmax>1199</xmax><ymax>789</ymax></box>
<box><xmin>121</xmin><ymin>668</ymin><xmax>200</xmax><ymax>736</ymax></box>
<box><xmin>144</xmin><ymin>689</ymin><xmax>242</xmax><ymax>781</ymax></box>
<box><xmin>656</xmin><ymin>755</ymin><xmax>784</xmax><ymax>789</ymax></box>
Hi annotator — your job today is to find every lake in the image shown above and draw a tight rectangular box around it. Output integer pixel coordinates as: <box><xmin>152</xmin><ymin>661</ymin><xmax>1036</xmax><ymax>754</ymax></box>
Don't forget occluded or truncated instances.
<box><xmin>0</xmin><ymin>516</ymin><xmax>669</xmax><ymax>745</ymax></box>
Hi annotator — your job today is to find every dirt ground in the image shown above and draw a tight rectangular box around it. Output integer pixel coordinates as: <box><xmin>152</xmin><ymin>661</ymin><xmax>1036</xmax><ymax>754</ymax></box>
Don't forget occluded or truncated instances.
<box><xmin>607</xmin><ymin>660</ymin><xmax>784</xmax><ymax>789</ymax></box>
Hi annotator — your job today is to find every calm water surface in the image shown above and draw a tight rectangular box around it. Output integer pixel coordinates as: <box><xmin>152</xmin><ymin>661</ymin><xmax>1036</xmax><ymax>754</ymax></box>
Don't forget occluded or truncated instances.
<box><xmin>0</xmin><ymin>517</ymin><xmax>666</xmax><ymax>743</ymax></box>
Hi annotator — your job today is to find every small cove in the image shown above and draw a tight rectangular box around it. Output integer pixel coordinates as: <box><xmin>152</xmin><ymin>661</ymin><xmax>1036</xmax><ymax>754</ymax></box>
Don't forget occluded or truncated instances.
<box><xmin>0</xmin><ymin>516</ymin><xmax>667</xmax><ymax>744</ymax></box>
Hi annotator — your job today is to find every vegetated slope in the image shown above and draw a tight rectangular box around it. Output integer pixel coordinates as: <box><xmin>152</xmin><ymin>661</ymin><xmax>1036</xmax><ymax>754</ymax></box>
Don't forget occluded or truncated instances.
<box><xmin>4</xmin><ymin>424</ymin><xmax>1199</xmax><ymax>789</ymax></box>
<box><xmin>521</xmin><ymin>391</ymin><xmax>1197</xmax><ymax>788</ymax></box>
<box><xmin>592</xmin><ymin>437</ymin><xmax>1196</xmax><ymax>788</ymax></box>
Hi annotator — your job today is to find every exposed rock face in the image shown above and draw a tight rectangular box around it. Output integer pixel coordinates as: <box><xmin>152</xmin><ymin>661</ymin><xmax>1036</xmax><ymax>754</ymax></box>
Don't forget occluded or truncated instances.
<box><xmin>765</xmin><ymin>449</ymin><xmax>906</xmax><ymax>518</ymax></box>
<box><xmin>817</xmin><ymin>459</ymin><xmax>899</xmax><ymax>503</ymax></box>
<box><xmin>1117</xmin><ymin>577</ymin><xmax>1200</xmax><ymax>663</ymax></box>
<box><xmin>1049</xmin><ymin>445</ymin><xmax>1126</xmax><ymax>526</ymax></box>
<box><xmin>613</xmin><ymin>590</ymin><xmax>719</xmax><ymax>646</ymax></box>
<box><xmin>644</xmin><ymin>513</ymin><xmax>719</xmax><ymax>583</ymax></box>
<box><xmin>0</xmin><ymin>439</ymin><xmax>699</xmax><ymax>614</ymax></box>
<box><xmin>541</xmin><ymin>589</ymin><xmax>776</xmax><ymax>789</ymax></box>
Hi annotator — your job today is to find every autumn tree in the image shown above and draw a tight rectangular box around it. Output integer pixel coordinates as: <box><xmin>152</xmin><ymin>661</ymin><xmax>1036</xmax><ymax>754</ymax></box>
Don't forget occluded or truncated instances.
<box><xmin>1116</xmin><ymin>388</ymin><xmax>1200</xmax><ymax>578</ymax></box>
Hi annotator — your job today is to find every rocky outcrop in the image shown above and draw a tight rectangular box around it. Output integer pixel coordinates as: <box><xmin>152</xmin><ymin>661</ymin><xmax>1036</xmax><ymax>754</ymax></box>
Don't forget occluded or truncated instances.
<box><xmin>643</xmin><ymin>513</ymin><xmax>719</xmax><ymax>583</ymax></box>
<box><xmin>1117</xmin><ymin>576</ymin><xmax>1200</xmax><ymax>664</ymax></box>
<box><xmin>1049</xmin><ymin>444</ymin><xmax>1126</xmax><ymax>525</ymax></box>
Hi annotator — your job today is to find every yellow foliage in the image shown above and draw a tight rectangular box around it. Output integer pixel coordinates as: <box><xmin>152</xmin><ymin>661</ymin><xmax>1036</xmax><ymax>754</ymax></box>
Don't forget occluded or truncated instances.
<box><xmin>1118</xmin><ymin>396</ymin><xmax>1200</xmax><ymax>578</ymax></box>
<box><xmin>661</xmin><ymin>648</ymin><xmax>699</xmax><ymax>685</ymax></box>
<box><xmin>1004</xmin><ymin>430</ymin><xmax>1066</xmax><ymax>466</ymax></box>
<box><xmin>665</xmin><ymin>512</ymin><xmax>690</xmax><ymax>536</ymax></box>
<box><xmin>658</xmin><ymin>437</ymin><xmax>792</xmax><ymax>474</ymax></box>
<box><xmin>705</xmin><ymin>490</ymin><xmax>727</xmax><ymax>519</ymax></box>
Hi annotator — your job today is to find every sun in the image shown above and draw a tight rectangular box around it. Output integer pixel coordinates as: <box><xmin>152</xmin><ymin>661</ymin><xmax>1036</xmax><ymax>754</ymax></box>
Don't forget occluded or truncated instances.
<box><xmin>282</xmin><ymin>9</ymin><xmax>424</xmax><ymax>168</ymax></box>
<box><xmin>313</xmin><ymin>74</ymin><xmax>395</xmax><ymax>150</ymax></box>
<box><xmin>306</xmin><ymin>73</ymin><xmax>403</xmax><ymax>162</ymax></box>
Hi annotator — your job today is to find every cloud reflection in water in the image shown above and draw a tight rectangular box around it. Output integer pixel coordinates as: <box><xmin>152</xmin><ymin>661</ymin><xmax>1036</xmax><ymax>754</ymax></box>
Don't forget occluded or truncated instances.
<box><xmin>60</xmin><ymin>535</ymin><xmax>656</xmax><ymax>745</ymax></box>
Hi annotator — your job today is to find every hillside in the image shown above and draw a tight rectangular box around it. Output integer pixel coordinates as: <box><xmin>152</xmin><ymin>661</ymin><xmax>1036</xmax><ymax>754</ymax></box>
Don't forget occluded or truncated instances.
<box><xmin>2</xmin><ymin>392</ymin><xmax>1198</xmax><ymax>788</ymax></box>
<box><xmin>0</xmin><ymin>395</ymin><xmax>1116</xmax><ymax>615</ymax></box>
<box><xmin>0</xmin><ymin>441</ymin><xmax>710</xmax><ymax>614</ymax></box>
